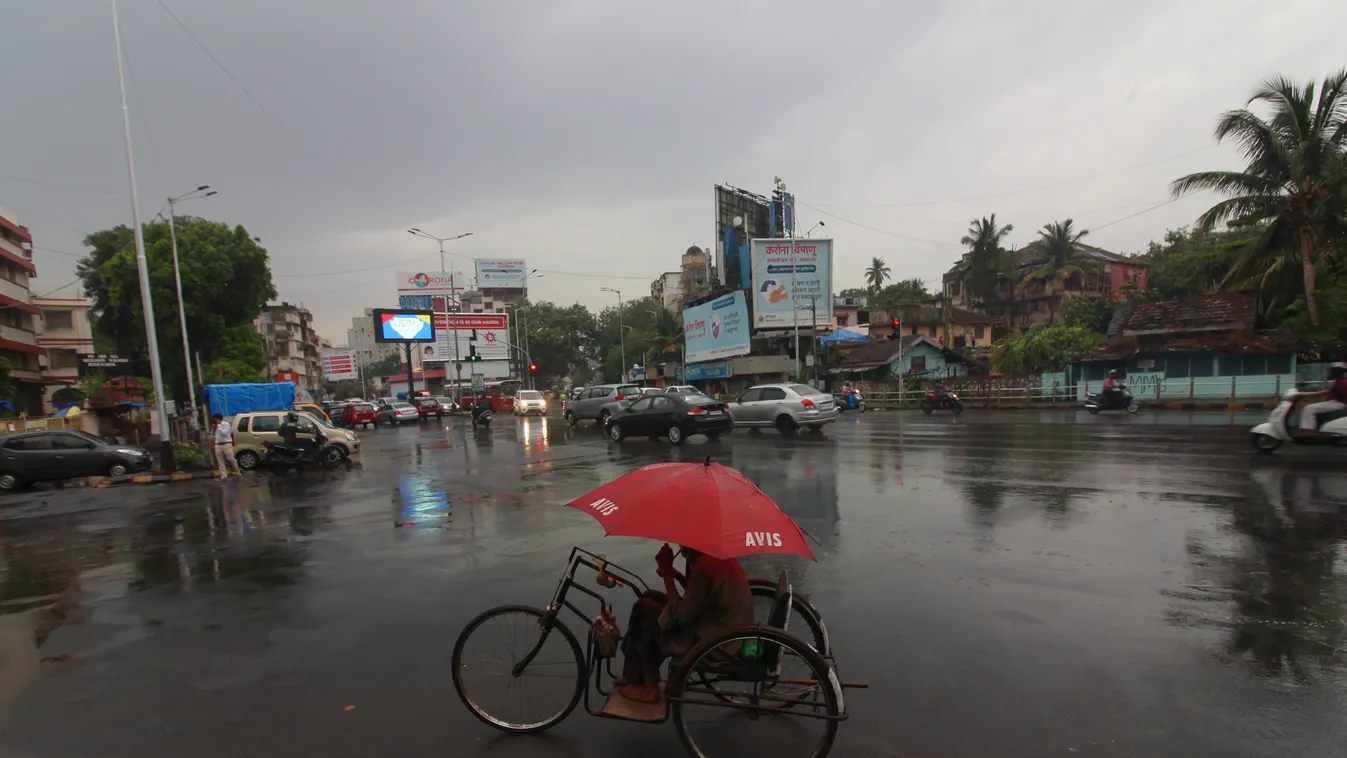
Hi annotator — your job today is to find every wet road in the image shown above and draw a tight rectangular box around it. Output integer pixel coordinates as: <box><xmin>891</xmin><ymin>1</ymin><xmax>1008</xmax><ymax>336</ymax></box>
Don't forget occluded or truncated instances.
<box><xmin>2</xmin><ymin>411</ymin><xmax>1345</xmax><ymax>757</ymax></box>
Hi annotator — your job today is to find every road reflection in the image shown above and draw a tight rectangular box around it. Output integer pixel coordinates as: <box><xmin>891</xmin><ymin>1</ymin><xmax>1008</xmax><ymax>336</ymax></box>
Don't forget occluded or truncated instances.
<box><xmin>1175</xmin><ymin>464</ymin><xmax>1347</xmax><ymax>682</ymax></box>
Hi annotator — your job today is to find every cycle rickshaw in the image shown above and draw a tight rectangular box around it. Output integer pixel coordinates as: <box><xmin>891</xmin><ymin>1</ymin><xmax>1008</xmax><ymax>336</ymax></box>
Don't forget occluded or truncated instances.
<box><xmin>450</xmin><ymin>462</ymin><xmax>865</xmax><ymax>758</ymax></box>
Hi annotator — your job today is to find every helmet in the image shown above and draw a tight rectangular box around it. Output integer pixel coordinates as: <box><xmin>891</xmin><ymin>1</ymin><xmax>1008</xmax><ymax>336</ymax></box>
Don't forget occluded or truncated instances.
<box><xmin>1330</xmin><ymin>362</ymin><xmax>1347</xmax><ymax>379</ymax></box>
<box><xmin>285</xmin><ymin>412</ymin><xmax>298</xmax><ymax>422</ymax></box>
<box><xmin>1107</xmin><ymin>369</ymin><xmax>1119</xmax><ymax>378</ymax></box>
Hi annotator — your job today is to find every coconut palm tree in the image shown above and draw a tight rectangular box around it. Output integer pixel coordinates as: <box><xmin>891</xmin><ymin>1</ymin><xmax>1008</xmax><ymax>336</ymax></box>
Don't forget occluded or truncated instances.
<box><xmin>958</xmin><ymin>214</ymin><xmax>1015</xmax><ymax>311</ymax></box>
<box><xmin>647</xmin><ymin>306</ymin><xmax>684</xmax><ymax>363</ymax></box>
<box><xmin>1171</xmin><ymin>70</ymin><xmax>1347</xmax><ymax>326</ymax></box>
<box><xmin>864</xmin><ymin>257</ymin><xmax>891</xmax><ymax>293</ymax></box>
<box><xmin>1019</xmin><ymin>220</ymin><xmax>1098</xmax><ymax>324</ymax></box>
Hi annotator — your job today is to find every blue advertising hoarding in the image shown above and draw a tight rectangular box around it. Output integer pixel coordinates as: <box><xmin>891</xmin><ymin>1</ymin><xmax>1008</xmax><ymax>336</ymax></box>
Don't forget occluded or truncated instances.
<box><xmin>683</xmin><ymin>291</ymin><xmax>751</xmax><ymax>364</ymax></box>
<box><xmin>749</xmin><ymin>239</ymin><xmax>833</xmax><ymax>331</ymax></box>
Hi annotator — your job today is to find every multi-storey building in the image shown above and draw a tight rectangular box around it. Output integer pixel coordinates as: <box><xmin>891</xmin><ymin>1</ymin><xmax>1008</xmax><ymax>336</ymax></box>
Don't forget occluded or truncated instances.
<box><xmin>651</xmin><ymin>271</ymin><xmax>683</xmax><ymax>310</ymax></box>
<box><xmin>34</xmin><ymin>293</ymin><xmax>95</xmax><ymax>410</ymax></box>
<box><xmin>0</xmin><ymin>204</ymin><xmax>46</xmax><ymax>413</ymax></box>
<box><xmin>255</xmin><ymin>302</ymin><xmax>325</xmax><ymax>392</ymax></box>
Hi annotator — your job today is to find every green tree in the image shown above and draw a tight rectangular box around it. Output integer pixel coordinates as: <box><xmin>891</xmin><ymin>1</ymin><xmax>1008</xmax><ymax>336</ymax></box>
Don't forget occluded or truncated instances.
<box><xmin>647</xmin><ymin>306</ymin><xmax>685</xmax><ymax>363</ymax></box>
<box><xmin>0</xmin><ymin>357</ymin><xmax>13</xmax><ymax>401</ymax></box>
<box><xmin>993</xmin><ymin>324</ymin><xmax>1103</xmax><ymax>375</ymax></box>
<box><xmin>1171</xmin><ymin>70</ymin><xmax>1347</xmax><ymax>326</ymax></box>
<box><xmin>518</xmin><ymin>300</ymin><xmax>599</xmax><ymax>384</ymax></box>
<box><xmin>870</xmin><ymin>278</ymin><xmax>931</xmax><ymax>310</ymax></box>
<box><xmin>596</xmin><ymin>296</ymin><xmax>663</xmax><ymax>381</ymax></box>
<box><xmin>1134</xmin><ymin>226</ymin><xmax>1254</xmax><ymax>300</ymax></box>
<box><xmin>1059</xmin><ymin>295</ymin><xmax>1121</xmax><ymax>334</ymax></box>
<box><xmin>838</xmin><ymin>287</ymin><xmax>870</xmax><ymax>300</ymax></box>
<box><xmin>77</xmin><ymin>217</ymin><xmax>276</xmax><ymax>400</ymax></box>
<box><xmin>865</xmin><ymin>257</ymin><xmax>891</xmax><ymax>292</ymax></box>
<box><xmin>366</xmin><ymin>353</ymin><xmax>403</xmax><ymax>376</ymax></box>
<box><xmin>958</xmin><ymin>214</ymin><xmax>1015</xmax><ymax>310</ymax></box>
<box><xmin>1019</xmin><ymin>220</ymin><xmax>1098</xmax><ymax>324</ymax></box>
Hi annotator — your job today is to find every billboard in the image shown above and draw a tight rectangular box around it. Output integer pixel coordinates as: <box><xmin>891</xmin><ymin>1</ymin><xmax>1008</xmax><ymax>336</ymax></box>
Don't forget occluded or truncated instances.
<box><xmin>749</xmin><ymin>239</ymin><xmax>833</xmax><ymax>331</ymax></box>
<box><xmin>714</xmin><ymin>185</ymin><xmax>771</xmax><ymax>291</ymax></box>
<box><xmin>372</xmin><ymin>309</ymin><xmax>435</xmax><ymax>343</ymax></box>
<box><xmin>322</xmin><ymin>350</ymin><xmax>357</xmax><ymax>382</ymax></box>
<box><xmin>474</xmin><ymin>259</ymin><xmax>528</xmax><ymax>289</ymax></box>
<box><xmin>421</xmin><ymin>313</ymin><xmax>510</xmax><ymax>363</ymax></box>
<box><xmin>683</xmin><ymin>291</ymin><xmax>751</xmax><ymax>364</ymax></box>
<box><xmin>396</xmin><ymin>271</ymin><xmax>465</xmax><ymax>294</ymax></box>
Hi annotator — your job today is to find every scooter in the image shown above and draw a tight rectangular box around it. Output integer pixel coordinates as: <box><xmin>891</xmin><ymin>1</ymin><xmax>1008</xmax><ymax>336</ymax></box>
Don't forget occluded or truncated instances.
<box><xmin>834</xmin><ymin>391</ymin><xmax>866</xmax><ymax>412</ymax></box>
<box><xmin>922</xmin><ymin>389</ymin><xmax>963</xmax><ymax>415</ymax></box>
<box><xmin>1084</xmin><ymin>384</ymin><xmax>1139</xmax><ymax>415</ymax></box>
<box><xmin>471</xmin><ymin>405</ymin><xmax>493</xmax><ymax>429</ymax></box>
<box><xmin>261</xmin><ymin>429</ymin><xmax>347</xmax><ymax>473</ymax></box>
<box><xmin>1250</xmin><ymin>390</ymin><xmax>1347</xmax><ymax>452</ymax></box>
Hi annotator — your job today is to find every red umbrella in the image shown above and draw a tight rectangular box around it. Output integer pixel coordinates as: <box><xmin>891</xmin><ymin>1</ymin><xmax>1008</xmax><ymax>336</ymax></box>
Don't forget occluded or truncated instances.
<box><xmin>565</xmin><ymin>461</ymin><xmax>815</xmax><ymax>561</ymax></box>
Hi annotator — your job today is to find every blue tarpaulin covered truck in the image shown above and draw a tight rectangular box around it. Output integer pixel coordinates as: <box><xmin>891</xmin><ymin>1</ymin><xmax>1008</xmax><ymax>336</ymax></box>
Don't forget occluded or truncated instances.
<box><xmin>201</xmin><ymin>382</ymin><xmax>296</xmax><ymax>418</ymax></box>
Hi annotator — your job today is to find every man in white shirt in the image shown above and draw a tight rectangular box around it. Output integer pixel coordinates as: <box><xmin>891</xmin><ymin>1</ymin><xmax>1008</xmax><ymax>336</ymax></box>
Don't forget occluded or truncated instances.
<box><xmin>211</xmin><ymin>413</ymin><xmax>239</xmax><ymax>477</ymax></box>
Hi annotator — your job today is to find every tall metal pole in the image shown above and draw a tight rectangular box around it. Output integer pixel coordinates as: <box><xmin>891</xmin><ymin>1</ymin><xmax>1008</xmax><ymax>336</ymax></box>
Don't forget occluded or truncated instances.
<box><xmin>112</xmin><ymin>0</ymin><xmax>172</xmax><ymax>458</ymax></box>
<box><xmin>789</xmin><ymin>205</ymin><xmax>799</xmax><ymax>380</ymax></box>
<box><xmin>167</xmin><ymin>198</ymin><xmax>198</xmax><ymax>428</ymax></box>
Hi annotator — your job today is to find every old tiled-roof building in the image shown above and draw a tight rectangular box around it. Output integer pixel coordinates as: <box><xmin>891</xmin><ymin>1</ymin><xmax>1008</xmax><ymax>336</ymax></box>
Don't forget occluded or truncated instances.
<box><xmin>1069</xmin><ymin>291</ymin><xmax>1296</xmax><ymax>400</ymax></box>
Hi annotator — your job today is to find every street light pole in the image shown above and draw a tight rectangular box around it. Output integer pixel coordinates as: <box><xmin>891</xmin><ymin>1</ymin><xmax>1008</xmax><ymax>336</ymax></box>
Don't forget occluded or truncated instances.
<box><xmin>111</xmin><ymin>0</ymin><xmax>173</xmax><ymax>464</ymax></box>
<box><xmin>408</xmin><ymin>228</ymin><xmax>472</xmax><ymax>402</ymax></box>
<box><xmin>167</xmin><ymin>186</ymin><xmax>216</xmax><ymax>431</ymax></box>
<box><xmin>601</xmin><ymin>287</ymin><xmax>624</xmax><ymax>382</ymax></box>
<box><xmin>776</xmin><ymin>178</ymin><xmax>800</xmax><ymax>381</ymax></box>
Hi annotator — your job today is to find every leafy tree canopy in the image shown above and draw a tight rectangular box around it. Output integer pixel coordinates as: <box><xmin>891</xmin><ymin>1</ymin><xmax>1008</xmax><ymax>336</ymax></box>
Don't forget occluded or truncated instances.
<box><xmin>870</xmin><ymin>278</ymin><xmax>931</xmax><ymax>310</ymax></box>
<box><xmin>77</xmin><ymin>216</ymin><xmax>275</xmax><ymax>401</ymax></box>
<box><xmin>993</xmin><ymin>324</ymin><xmax>1103</xmax><ymax>375</ymax></box>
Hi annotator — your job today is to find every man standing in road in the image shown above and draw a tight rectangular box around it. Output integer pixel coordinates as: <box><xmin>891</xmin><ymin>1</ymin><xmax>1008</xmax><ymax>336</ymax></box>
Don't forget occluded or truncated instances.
<box><xmin>212</xmin><ymin>413</ymin><xmax>239</xmax><ymax>477</ymax></box>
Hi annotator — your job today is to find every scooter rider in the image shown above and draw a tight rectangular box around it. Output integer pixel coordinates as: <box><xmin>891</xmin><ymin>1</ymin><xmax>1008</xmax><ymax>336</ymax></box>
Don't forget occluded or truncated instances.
<box><xmin>1298</xmin><ymin>362</ymin><xmax>1347</xmax><ymax>436</ymax></box>
<box><xmin>279</xmin><ymin>412</ymin><xmax>316</xmax><ymax>457</ymax></box>
<box><xmin>1102</xmin><ymin>369</ymin><xmax>1122</xmax><ymax>408</ymax></box>
<box><xmin>470</xmin><ymin>394</ymin><xmax>491</xmax><ymax>423</ymax></box>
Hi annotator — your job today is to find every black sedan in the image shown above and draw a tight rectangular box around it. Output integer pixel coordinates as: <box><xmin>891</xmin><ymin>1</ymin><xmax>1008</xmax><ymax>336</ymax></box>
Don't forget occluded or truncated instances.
<box><xmin>605</xmin><ymin>392</ymin><xmax>732</xmax><ymax>445</ymax></box>
<box><xmin>0</xmin><ymin>430</ymin><xmax>153</xmax><ymax>491</ymax></box>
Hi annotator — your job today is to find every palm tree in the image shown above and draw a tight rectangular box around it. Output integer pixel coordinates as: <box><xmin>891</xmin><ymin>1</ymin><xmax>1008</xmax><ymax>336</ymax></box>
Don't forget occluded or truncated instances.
<box><xmin>959</xmin><ymin>214</ymin><xmax>1015</xmax><ymax>311</ymax></box>
<box><xmin>864</xmin><ymin>257</ymin><xmax>891</xmax><ymax>293</ymax></box>
<box><xmin>1019</xmin><ymin>220</ymin><xmax>1098</xmax><ymax>324</ymax></box>
<box><xmin>1171</xmin><ymin>70</ymin><xmax>1347</xmax><ymax>326</ymax></box>
<box><xmin>647</xmin><ymin>306</ymin><xmax>684</xmax><ymax>362</ymax></box>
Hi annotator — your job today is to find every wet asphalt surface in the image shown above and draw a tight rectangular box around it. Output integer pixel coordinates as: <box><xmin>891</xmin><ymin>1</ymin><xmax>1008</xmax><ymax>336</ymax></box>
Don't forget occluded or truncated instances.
<box><xmin>2</xmin><ymin>409</ymin><xmax>1345</xmax><ymax>757</ymax></box>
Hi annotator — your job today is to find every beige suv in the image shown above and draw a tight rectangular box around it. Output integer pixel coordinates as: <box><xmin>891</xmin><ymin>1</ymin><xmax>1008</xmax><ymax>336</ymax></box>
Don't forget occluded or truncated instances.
<box><xmin>227</xmin><ymin>410</ymin><xmax>359</xmax><ymax>470</ymax></box>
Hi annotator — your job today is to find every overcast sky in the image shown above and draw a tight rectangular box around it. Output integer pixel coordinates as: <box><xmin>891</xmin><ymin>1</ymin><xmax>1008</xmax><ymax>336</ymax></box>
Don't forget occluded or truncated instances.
<box><xmin>3</xmin><ymin>0</ymin><xmax>1346</xmax><ymax>342</ymax></box>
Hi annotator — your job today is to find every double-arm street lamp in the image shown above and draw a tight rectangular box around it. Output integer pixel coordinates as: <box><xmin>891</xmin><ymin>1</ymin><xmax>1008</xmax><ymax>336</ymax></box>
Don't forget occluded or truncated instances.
<box><xmin>167</xmin><ymin>185</ymin><xmax>216</xmax><ymax>427</ymax></box>
<box><xmin>600</xmin><ymin>287</ymin><xmax>625</xmax><ymax>382</ymax></box>
<box><xmin>407</xmin><ymin>228</ymin><xmax>473</xmax><ymax>400</ymax></box>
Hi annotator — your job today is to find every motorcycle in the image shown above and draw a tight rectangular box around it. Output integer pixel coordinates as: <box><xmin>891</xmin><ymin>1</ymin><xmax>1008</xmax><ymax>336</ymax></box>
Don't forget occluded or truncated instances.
<box><xmin>1250</xmin><ymin>390</ymin><xmax>1347</xmax><ymax>452</ymax></box>
<box><xmin>834</xmin><ymin>390</ymin><xmax>866</xmax><ymax>412</ymax></box>
<box><xmin>921</xmin><ymin>389</ymin><xmax>963</xmax><ymax>415</ymax></box>
<box><xmin>471</xmin><ymin>405</ymin><xmax>493</xmax><ymax>429</ymax></box>
<box><xmin>261</xmin><ymin>429</ymin><xmax>347</xmax><ymax>473</ymax></box>
<box><xmin>1084</xmin><ymin>384</ymin><xmax>1139</xmax><ymax>415</ymax></box>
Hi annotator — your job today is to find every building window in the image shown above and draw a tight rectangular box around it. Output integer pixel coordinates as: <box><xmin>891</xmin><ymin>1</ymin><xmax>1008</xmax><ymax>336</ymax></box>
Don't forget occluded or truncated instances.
<box><xmin>49</xmin><ymin>348</ymin><xmax>78</xmax><ymax>370</ymax></box>
<box><xmin>910</xmin><ymin>355</ymin><xmax>927</xmax><ymax>372</ymax></box>
<box><xmin>45</xmin><ymin>310</ymin><xmax>73</xmax><ymax>330</ymax></box>
<box><xmin>837</xmin><ymin>315</ymin><xmax>849</xmax><ymax>326</ymax></box>
<box><xmin>927</xmin><ymin>325</ymin><xmax>937</xmax><ymax>337</ymax></box>
<box><xmin>974</xmin><ymin>325</ymin><xmax>985</xmax><ymax>340</ymax></box>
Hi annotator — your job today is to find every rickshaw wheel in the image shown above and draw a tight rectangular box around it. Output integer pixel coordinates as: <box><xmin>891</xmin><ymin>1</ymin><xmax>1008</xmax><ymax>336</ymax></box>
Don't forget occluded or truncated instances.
<box><xmin>670</xmin><ymin>627</ymin><xmax>840</xmax><ymax>758</ymax></box>
<box><xmin>748</xmin><ymin>580</ymin><xmax>829</xmax><ymax>657</ymax></box>
<box><xmin>452</xmin><ymin>605</ymin><xmax>585</xmax><ymax>733</ymax></box>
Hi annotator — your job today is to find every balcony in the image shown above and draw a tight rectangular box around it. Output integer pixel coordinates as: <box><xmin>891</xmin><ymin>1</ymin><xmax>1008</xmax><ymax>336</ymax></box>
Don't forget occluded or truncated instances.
<box><xmin>0</xmin><ymin>324</ymin><xmax>37</xmax><ymax>345</ymax></box>
<box><xmin>0</xmin><ymin>277</ymin><xmax>31</xmax><ymax>303</ymax></box>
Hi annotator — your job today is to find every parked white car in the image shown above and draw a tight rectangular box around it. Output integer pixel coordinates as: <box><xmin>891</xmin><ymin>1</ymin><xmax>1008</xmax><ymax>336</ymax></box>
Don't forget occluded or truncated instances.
<box><xmin>727</xmin><ymin>383</ymin><xmax>839</xmax><ymax>435</ymax></box>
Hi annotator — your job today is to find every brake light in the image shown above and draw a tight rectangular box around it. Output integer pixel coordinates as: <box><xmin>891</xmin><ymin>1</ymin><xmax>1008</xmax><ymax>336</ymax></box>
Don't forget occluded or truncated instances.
<box><xmin>686</xmin><ymin>407</ymin><xmax>708</xmax><ymax>415</ymax></box>
<box><xmin>800</xmin><ymin>398</ymin><xmax>815</xmax><ymax>408</ymax></box>
<box><xmin>615</xmin><ymin>395</ymin><xmax>626</xmax><ymax>401</ymax></box>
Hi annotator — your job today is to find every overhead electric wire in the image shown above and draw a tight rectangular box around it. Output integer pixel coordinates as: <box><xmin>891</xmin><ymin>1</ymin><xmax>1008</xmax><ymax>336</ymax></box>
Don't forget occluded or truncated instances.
<box><xmin>796</xmin><ymin>201</ymin><xmax>962</xmax><ymax>249</ymax></box>
<box><xmin>155</xmin><ymin>0</ymin><xmax>387</xmax><ymax>214</ymax></box>
<box><xmin>812</xmin><ymin>146</ymin><xmax>1215</xmax><ymax>209</ymax></box>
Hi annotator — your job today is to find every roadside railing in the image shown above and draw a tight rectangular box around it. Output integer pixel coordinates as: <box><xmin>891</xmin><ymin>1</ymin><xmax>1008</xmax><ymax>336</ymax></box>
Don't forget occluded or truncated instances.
<box><xmin>855</xmin><ymin>376</ymin><xmax>1327</xmax><ymax>410</ymax></box>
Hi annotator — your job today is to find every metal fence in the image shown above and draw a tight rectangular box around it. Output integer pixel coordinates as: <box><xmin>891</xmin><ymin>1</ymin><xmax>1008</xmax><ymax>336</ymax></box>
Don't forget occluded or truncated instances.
<box><xmin>855</xmin><ymin>375</ymin><xmax>1328</xmax><ymax>410</ymax></box>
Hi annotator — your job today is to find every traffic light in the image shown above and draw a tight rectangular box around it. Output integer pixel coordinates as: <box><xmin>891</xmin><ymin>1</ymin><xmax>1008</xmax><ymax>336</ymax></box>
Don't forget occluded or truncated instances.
<box><xmin>529</xmin><ymin>362</ymin><xmax>538</xmax><ymax>373</ymax></box>
<box><xmin>468</xmin><ymin>344</ymin><xmax>480</xmax><ymax>362</ymax></box>
<box><xmin>888</xmin><ymin>317</ymin><xmax>901</xmax><ymax>340</ymax></box>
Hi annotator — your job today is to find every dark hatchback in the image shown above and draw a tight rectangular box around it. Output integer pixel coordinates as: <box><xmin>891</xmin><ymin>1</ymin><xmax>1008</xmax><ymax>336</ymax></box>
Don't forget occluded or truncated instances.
<box><xmin>0</xmin><ymin>430</ymin><xmax>153</xmax><ymax>491</ymax></box>
<box><xmin>605</xmin><ymin>392</ymin><xmax>732</xmax><ymax>445</ymax></box>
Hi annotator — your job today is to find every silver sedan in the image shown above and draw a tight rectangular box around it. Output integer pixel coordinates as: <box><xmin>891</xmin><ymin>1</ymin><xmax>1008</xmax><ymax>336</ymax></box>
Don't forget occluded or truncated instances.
<box><xmin>727</xmin><ymin>383</ymin><xmax>840</xmax><ymax>435</ymax></box>
<box><xmin>378</xmin><ymin>402</ymin><xmax>420</xmax><ymax>425</ymax></box>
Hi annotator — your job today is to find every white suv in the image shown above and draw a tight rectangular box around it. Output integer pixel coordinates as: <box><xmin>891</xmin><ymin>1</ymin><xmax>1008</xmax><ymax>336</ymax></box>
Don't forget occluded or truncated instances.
<box><xmin>514</xmin><ymin>390</ymin><xmax>548</xmax><ymax>416</ymax></box>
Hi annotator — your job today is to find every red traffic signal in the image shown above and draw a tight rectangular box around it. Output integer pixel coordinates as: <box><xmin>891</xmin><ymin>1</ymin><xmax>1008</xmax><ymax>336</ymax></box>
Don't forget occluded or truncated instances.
<box><xmin>890</xmin><ymin>318</ymin><xmax>901</xmax><ymax>328</ymax></box>
<box><xmin>529</xmin><ymin>362</ymin><xmax>538</xmax><ymax>372</ymax></box>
